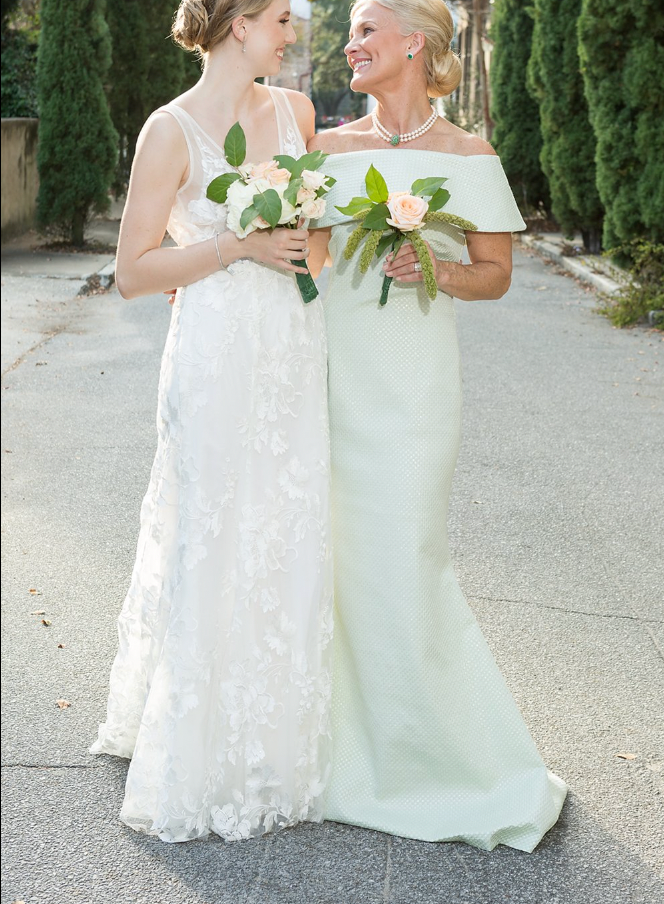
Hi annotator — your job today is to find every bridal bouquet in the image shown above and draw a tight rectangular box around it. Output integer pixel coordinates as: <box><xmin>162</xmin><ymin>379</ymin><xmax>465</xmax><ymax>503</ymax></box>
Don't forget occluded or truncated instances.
<box><xmin>336</xmin><ymin>165</ymin><xmax>477</xmax><ymax>305</ymax></box>
<box><xmin>206</xmin><ymin>123</ymin><xmax>335</xmax><ymax>303</ymax></box>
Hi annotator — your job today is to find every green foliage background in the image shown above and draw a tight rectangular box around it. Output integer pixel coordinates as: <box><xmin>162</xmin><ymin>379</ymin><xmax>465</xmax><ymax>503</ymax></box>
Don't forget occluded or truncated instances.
<box><xmin>36</xmin><ymin>0</ymin><xmax>118</xmax><ymax>244</ymax></box>
<box><xmin>311</xmin><ymin>0</ymin><xmax>362</xmax><ymax>121</ymax></box>
<box><xmin>489</xmin><ymin>0</ymin><xmax>549</xmax><ymax>213</ymax></box>
<box><xmin>1</xmin><ymin>0</ymin><xmax>39</xmax><ymax>117</ymax></box>
<box><xmin>107</xmin><ymin>0</ymin><xmax>199</xmax><ymax>194</ymax></box>
<box><xmin>527</xmin><ymin>0</ymin><xmax>603</xmax><ymax>251</ymax></box>
<box><xmin>578</xmin><ymin>0</ymin><xmax>664</xmax><ymax>249</ymax></box>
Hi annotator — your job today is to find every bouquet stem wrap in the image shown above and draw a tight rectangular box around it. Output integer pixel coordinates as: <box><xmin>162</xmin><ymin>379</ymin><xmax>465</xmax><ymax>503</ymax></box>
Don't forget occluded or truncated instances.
<box><xmin>293</xmin><ymin>262</ymin><xmax>318</xmax><ymax>303</ymax></box>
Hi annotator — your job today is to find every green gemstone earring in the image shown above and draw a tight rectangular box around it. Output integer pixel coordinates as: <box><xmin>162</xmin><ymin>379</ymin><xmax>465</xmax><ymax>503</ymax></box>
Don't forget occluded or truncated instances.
<box><xmin>407</xmin><ymin>52</ymin><xmax>414</xmax><ymax>60</ymax></box>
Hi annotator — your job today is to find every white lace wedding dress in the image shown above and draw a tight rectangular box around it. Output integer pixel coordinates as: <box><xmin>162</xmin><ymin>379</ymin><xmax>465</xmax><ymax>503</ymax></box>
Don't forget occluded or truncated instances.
<box><xmin>90</xmin><ymin>87</ymin><xmax>333</xmax><ymax>843</ymax></box>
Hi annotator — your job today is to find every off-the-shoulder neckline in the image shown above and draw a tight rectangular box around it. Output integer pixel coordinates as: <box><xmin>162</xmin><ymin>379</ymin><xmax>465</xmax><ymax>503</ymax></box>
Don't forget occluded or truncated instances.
<box><xmin>321</xmin><ymin>147</ymin><xmax>499</xmax><ymax>162</ymax></box>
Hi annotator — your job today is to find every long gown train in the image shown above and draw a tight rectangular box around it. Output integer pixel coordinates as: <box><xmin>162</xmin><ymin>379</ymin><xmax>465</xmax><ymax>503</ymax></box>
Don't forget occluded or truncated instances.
<box><xmin>315</xmin><ymin>149</ymin><xmax>567</xmax><ymax>852</ymax></box>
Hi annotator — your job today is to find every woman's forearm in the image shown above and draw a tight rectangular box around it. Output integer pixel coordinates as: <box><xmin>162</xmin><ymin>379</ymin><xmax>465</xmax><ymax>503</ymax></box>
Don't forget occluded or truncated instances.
<box><xmin>434</xmin><ymin>258</ymin><xmax>511</xmax><ymax>301</ymax></box>
<box><xmin>116</xmin><ymin>232</ymin><xmax>247</xmax><ymax>300</ymax></box>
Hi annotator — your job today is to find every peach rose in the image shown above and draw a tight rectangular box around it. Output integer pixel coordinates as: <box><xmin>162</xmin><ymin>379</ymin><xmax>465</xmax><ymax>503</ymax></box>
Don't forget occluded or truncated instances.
<box><xmin>386</xmin><ymin>193</ymin><xmax>428</xmax><ymax>231</ymax></box>
<box><xmin>301</xmin><ymin>197</ymin><xmax>326</xmax><ymax>219</ymax></box>
<box><xmin>267</xmin><ymin>167</ymin><xmax>291</xmax><ymax>186</ymax></box>
<box><xmin>248</xmin><ymin>160</ymin><xmax>279</xmax><ymax>181</ymax></box>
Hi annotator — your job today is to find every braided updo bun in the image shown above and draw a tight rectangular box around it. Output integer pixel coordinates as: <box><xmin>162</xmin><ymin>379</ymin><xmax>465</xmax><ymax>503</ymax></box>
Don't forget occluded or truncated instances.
<box><xmin>352</xmin><ymin>0</ymin><xmax>462</xmax><ymax>98</ymax></box>
<box><xmin>172</xmin><ymin>0</ymin><xmax>274</xmax><ymax>54</ymax></box>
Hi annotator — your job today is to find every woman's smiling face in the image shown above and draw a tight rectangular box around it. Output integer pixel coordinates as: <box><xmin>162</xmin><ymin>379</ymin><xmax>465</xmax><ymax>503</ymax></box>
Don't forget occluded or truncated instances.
<box><xmin>345</xmin><ymin>2</ymin><xmax>411</xmax><ymax>93</ymax></box>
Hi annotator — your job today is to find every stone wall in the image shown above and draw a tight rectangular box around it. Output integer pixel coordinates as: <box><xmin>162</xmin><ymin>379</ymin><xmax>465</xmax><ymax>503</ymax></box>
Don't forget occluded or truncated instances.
<box><xmin>1</xmin><ymin>118</ymin><xmax>39</xmax><ymax>242</ymax></box>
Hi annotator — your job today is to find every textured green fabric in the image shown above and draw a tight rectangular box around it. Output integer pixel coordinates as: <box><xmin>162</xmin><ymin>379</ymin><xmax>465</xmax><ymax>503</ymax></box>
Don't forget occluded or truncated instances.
<box><xmin>314</xmin><ymin>149</ymin><xmax>566</xmax><ymax>851</ymax></box>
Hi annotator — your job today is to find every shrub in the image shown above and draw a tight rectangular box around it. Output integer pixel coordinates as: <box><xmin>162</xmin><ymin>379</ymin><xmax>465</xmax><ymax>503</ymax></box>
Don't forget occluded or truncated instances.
<box><xmin>490</xmin><ymin>0</ymin><xmax>549</xmax><ymax>214</ymax></box>
<box><xmin>36</xmin><ymin>0</ymin><xmax>118</xmax><ymax>245</ymax></box>
<box><xmin>599</xmin><ymin>241</ymin><xmax>664</xmax><ymax>329</ymax></box>
<box><xmin>527</xmin><ymin>0</ymin><xmax>603</xmax><ymax>252</ymax></box>
<box><xmin>578</xmin><ymin>0</ymin><xmax>664</xmax><ymax>249</ymax></box>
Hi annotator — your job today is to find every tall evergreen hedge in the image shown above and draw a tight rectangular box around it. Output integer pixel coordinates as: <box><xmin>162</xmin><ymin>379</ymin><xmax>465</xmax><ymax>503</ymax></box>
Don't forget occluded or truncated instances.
<box><xmin>36</xmin><ymin>0</ymin><xmax>117</xmax><ymax>244</ymax></box>
<box><xmin>107</xmin><ymin>1</ymin><xmax>193</xmax><ymax>194</ymax></box>
<box><xmin>490</xmin><ymin>0</ymin><xmax>549</xmax><ymax>213</ymax></box>
<box><xmin>578</xmin><ymin>0</ymin><xmax>664</xmax><ymax>248</ymax></box>
<box><xmin>528</xmin><ymin>0</ymin><xmax>603</xmax><ymax>251</ymax></box>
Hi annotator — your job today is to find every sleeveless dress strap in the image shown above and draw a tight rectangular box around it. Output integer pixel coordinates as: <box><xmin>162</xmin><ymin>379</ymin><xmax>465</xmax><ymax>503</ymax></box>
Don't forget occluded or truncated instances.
<box><xmin>151</xmin><ymin>103</ymin><xmax>198</xmax><ymax>194</ymax></box>
<box><xmin>268</xmin><ymin>86</ymin><xmax>307</xmax><ymax>157</ymax></box>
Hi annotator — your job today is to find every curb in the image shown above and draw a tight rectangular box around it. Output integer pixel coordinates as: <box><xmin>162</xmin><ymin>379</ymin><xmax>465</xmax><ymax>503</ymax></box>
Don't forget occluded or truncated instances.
<box><xmin>519</xmin><ymin>234</ymin><xmax>622</xmax><ymax>296</ymax></box>
<box><xmin>97</xmin><ymin>258</ymin><xmax>116</xmax><ymax>289</ymax></box>
<box><xmin>77</xmin><ymin>257</ymin><xmax>116</xmax><ymax>296</ymax></box>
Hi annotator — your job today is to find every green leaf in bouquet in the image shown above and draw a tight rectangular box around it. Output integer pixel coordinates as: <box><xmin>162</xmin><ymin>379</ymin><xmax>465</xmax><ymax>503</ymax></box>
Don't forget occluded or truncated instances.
<box><xmin>273</xmin><ymin>155</ymin><xmax>298</xmax><ymax>173</ymax></box>
<box><xmin>224</xmin><ymin>122</ymin><xmax>246</xmax><ymax>168</ymax></box>
<box><xmin>253</xmin><ymin>188</ymin><xmax>283</xmax><ymax>228</ymax></box>
<box><xmin>362</xmin><ymin>202</ymin><xmax>390</xmax><ymax>231</ymax></box>
<box><xmin>427</xmin><ymin>188</ymin><xmax>451</xmax><ymax>212</ymax></box>
<box><xmin>410</xmin><ymin>177</ymin><xmax>448</xmax><ymax>198</ymax></box>
<box><xmin>206</xmin><ymin>172</ymin><xmax>242</xmax><ymax>203</ymax></box>
<box><xmin>240</xmin><ymin>204</ymin><xmax>259</xmax><ymax>231</ymax></box>
<box><xmin>375</xmin><ymin>232</ymin><xmax>396</xmax><ymax>259</ymax></box>
<box><xmin>321</xmin><ymin>175</ymin><xmax>336</xmax><ymax>190</ymax></box>
<box><xmin>365</xmin><ymin>165</ymin><xmax>389</xmax><ymax>203</ymax></box>
<box><xmin>284</xmin><ymin>177</ymin><xmax>303</xmax><ymax>209</ymax></box>
<box><xmin>292</xmin><ymin>150</ymin><xmax>328</xmax><ymax>178</ymax></box>
<box><xmin>335</xmin><ymin>197</ymin><xmax>373</xmax><ymax>217</ymax></box>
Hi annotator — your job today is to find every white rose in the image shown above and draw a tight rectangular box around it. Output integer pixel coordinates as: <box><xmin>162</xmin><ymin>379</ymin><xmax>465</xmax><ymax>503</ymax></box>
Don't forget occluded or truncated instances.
<box><xmin>296</xmin><ymin>187</ymin><xmax>316</xmax><ymax>204</ymax></box>
<box><xmin>226</xmin><ymin>180</ymin><xmax>261</xmax><ymax>237</ymax></box>
<box><xmin>278</xmin><ymin>197</ymin><xmax>298</xmax><ymax>225</ymax></box>
<box><xmin>301</xmin><ymin>169</ymin><xmax>328</xmax><ymax>191</ymax></box>
<box><xmin>301</xmin><ymin>197</ymin><xmax>327</xmax><ymax>219</ymax></box>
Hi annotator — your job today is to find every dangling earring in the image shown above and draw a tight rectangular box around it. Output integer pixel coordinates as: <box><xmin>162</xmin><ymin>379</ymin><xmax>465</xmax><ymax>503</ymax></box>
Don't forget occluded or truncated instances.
<box><xmin>242</xmin><ymin>36</ymin><xmax>247</xmax><ymax>54</ymax></box>
<box><xmin>407</xmin><ymin>51</ymin><xmax>414</xmax><ymax>60</ymax></box>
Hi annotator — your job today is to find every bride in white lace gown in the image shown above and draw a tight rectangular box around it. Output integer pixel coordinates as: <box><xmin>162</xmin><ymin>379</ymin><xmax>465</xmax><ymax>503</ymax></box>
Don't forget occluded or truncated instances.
<box><xmin>90</xmin><ymin>0</ymin><xmax>333</xmax><ymax>843</ymax></box>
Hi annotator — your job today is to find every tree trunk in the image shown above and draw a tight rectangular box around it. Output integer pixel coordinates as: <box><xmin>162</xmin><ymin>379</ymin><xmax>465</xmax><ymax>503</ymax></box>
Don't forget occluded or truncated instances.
<box><xmin>581</xmin><ymin>228</ymin><xmax>602</xmax><ymax>255</ymax></box>
<box><xmin>72</xmin><ymin>208</ymin><xmax>86</xmax><ymax>247</ymax></box>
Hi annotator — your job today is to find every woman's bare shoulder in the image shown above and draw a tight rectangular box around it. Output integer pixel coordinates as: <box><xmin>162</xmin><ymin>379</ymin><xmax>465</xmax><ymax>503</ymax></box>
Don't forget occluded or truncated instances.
<box><xmin>277</xmin><ymin>87</ymin><xmax>316</xmax><ymax>141</ymax></box>
<box><xmin>139</xmin><ymin>108</ymin><xmax>187</xmax><ymax>148</ymax></box>
<box><xmin>308</xmin><ymin>117</ymin><xmax>374</xmax><ymax>154</ymax></box>
<box><xmin>279</xmin><ymin>86</ymin><xmax>315</xmax><ymax>116</ymax></box>
<box><xmin>435</xmin><ymin>120</ymin><xmax>497</xmax><ymax>157</ymax></box>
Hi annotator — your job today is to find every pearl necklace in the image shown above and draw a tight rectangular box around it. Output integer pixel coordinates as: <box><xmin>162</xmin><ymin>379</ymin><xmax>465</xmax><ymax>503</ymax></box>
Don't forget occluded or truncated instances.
<box><xmin>372</xmin><ymin>107</ymin><xmax>438</xmax><ymax>146</ymax></box>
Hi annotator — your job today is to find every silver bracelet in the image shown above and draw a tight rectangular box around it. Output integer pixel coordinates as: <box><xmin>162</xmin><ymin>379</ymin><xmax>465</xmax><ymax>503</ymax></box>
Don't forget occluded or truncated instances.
<box><xmin>213</xmin><ymin>233</ymin><xmax>226</xmax><ymax>270</ymax></box>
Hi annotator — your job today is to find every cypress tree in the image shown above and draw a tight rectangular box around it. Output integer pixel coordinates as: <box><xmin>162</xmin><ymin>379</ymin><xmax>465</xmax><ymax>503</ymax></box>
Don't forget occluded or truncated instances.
<box><xmin>36</xmin><ymin>0</ymin><xmax>117</xmax><ymax>245</ymax></box>
<box><xmin>578</xmin><ymin>0</ymin><xmax>664</xmax><ymax>248</ymax></box>
<box><xmin>311</xmin><ymin>0</ymin><xmax>355</xmax><ymax>120</ymax></box>
<box><xmin>527</xmin><ymin>0</ymin><xmax>603</xmax><ymax>252</ymax></box>
<box><xmin>107</xmin><ymin>1</ymin><xmax>191</xmax><ymax>194</ymax></box>
<box><xmin>489</xmin><ymin>0</ymin><xmax>549</xmax><ymax>213</ymax></box>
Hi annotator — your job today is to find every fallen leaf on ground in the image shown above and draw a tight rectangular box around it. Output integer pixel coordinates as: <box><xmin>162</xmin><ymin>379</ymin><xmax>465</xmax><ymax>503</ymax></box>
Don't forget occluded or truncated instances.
<box><xmin>29</xmin><ymin>588</ymin><xmax>39</xmax><ymax>594</ymax></box>
<box><xmin>55</xmin><ymin>699</ymin><xmax>71</xmax><ymax>709</ymax></box>
<box><xmin>41</xmin><ymin>619</ymin><xmax>51</xmax><ymax>627</ymax></box>
<box><xmin>615</xmin><ymin>752</ymin><xmax>637</xmax><ymax>760</ymax></box>
<box><xmin>57</xmin><ymin>644</ymin><xmax>65</xmax><ymax>649</ymax></box>
<box><xmin>31</xmin><ymin>609</ymin><xmax>46</xmax><ymax>616</ymax></box>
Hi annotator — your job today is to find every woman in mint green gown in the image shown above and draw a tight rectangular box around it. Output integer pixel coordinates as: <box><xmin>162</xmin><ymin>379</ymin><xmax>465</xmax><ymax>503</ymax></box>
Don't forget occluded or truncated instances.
<box><xmin>308</xmin><ymin>0</ymin><xmax>566</xmax><ymax>851</ymax></box>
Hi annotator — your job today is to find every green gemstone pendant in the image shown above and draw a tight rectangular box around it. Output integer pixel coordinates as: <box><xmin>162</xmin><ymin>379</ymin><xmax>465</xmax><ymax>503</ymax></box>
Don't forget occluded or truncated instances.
<box><xmin>390</xmin><ymin>134</ymin><xmax>400</xmax><ymax>146</ymax></box>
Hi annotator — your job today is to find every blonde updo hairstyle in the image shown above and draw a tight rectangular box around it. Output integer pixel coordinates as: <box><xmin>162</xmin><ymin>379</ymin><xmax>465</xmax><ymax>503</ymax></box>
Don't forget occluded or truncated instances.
<box><xmin>352</xmin><ymin>0</ymin><xmax>462</xmax><ymax>98</ymax></box>
<box><xmin>173</xmin><ymin>0</ymin><xmax>274</xmax><ymax>55</ymax></box>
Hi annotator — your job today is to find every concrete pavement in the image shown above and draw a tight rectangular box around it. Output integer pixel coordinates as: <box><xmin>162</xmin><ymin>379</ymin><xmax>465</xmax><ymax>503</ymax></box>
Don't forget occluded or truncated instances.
<box><xmin>1</xmin><ymin>227</ymin><xmax>663</xmax><ymax>903</ymax></box>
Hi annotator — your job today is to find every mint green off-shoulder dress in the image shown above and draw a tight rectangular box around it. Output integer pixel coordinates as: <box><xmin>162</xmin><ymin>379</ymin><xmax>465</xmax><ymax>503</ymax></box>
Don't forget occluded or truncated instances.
<box><xmin>313</xmin><ymin>149</ymin><xmax>566</xmax><ymax>852</ymax></box>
